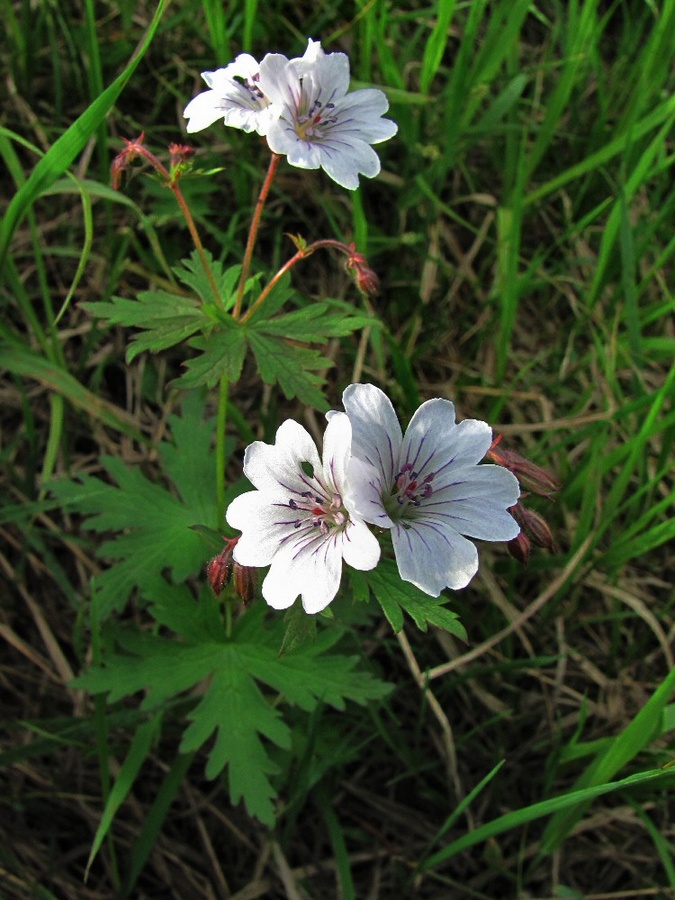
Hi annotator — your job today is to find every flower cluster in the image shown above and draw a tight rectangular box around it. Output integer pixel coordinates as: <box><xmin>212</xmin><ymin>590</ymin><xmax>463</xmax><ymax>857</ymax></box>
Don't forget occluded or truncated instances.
<box><xmin>183</xmin><ymin>39</ymin><xmax>397</xmax><ymax>190</ymax></box>
<box><xmin>226</xmin><ymin>384</ymin><xmax>523</xmax><ymax>613</ymax></box>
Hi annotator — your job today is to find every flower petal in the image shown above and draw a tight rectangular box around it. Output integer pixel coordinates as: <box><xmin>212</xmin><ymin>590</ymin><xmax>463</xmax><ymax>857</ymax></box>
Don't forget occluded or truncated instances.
<box><xmin>320</xmin><ymin>412</ymin><xmax>351</xmax><ymax>492</ymax></box>
<box><xmin>392</xmin><ymin>521</ymin><xmax>479</xmax><ymax>595</ymax></box>
<box><xmin>183</xmin><ymin>91</ymin><xmax>231</xmax><ymax>133</ymax></box>
<box><xmin>262</xmin><ymin>539</ymin><xmax>343</xmax><ymax>613</ymax></box>
<box><xmin>342</xmin><ymin>383</ymin><xmax>402</xmax><ymax>484</ymax></box>
<box><xmin>344</xmin><ymin>456</ymin><xmax>393</xmax><ymax>528</ymax></box>
<box><xmin>242</xmin><ymin>419</ymin><xmax>321</xmax><ymax>499</ymax></box>
<box><xmin>341</xmin><ymin>519</ymin><xmax>381</xmax><ymax>570</ymax></box>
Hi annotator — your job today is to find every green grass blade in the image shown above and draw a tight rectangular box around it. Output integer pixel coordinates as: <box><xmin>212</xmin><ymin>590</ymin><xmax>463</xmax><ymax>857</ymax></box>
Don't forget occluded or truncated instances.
<box><xmin>419</xmin><ymin>0</ymin><xmax>457</xmax><ymax>94</ymax></box>
<box><xmin>418</xmin><ymin>768</ymin><xmax>675</xmax><ymax>871</ymax></box>
<box><xmin>123</xmin><ymin>752</ymin><xmax>195</xmax><ymax>897</ymax></box>
<box><xmin>85</xmin><ymin>716</ymin><xmax>162</xmax><ymax>880</ymax></box>
<box><xmin>524</xmin><ymin>93</ymin><xmax>675</xmax><ymax>207</ymax></box>
<box><xmin>316</xmin><ymin>786</ymin><xmax>355</xmax><ymax>900</ymax></box>
<box><xmin>539</xmin><ymin>666</ymin><xmax>675</xmax><ymax>854</ymax></box>
<box><xmin>0</xmin><ymin>338</ymin><xmax>145</xmax><ymax>441</ymax></box>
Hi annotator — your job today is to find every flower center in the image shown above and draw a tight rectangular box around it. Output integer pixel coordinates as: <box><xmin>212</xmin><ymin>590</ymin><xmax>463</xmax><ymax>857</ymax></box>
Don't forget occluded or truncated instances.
<box><xmin>294</xmin><ymin>99</ymin><xmax>338</xmax><ymax>141</ymax></box>
<box><xmin>241</xmin><ymin>73</ymin><xmax>267</xmax><ymax>107</ymax></box>
<box><xmin>384</xmin><ymin>464</ymin><xmax>435</xmax><ymax>517</ymax></box>
<box><xmin>288</xmin><ymin>489</ymin><xmax>346</xmax><ymax>535</ymax></box>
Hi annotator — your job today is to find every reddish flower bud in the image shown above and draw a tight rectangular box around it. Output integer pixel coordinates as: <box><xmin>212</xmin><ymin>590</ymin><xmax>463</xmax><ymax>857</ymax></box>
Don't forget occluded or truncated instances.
<box><xmin>346</xmin><ymin>243</ymin><xmax>380</xmax><ymax>296</ymax></box>
<box><xmin>488</xmin><ymin>436</ymin><xmax>561</xmax><ymax>499</ymax></box>
<box><xmin>168</xmin><ymin>142</ymin><xmax>196</xmax><ymax>183</ymax></box>
<box><xmin>168</xmin><ymin>142</ymin><xmax>196</xmax><ymax>167</ymax></box>
<box><xmin>110</xmin><ymin>133</ymin><xmax>147</xmax><ymax>189</ymax></box>
<box><xmin>233</xmin><ymin>563</ymin><xmax>257</xmax><ymax>606</ymax></box>
<box><xmin>508</xmin><ymin>530</ymin><xmax>531</xmax><ymax>566</ymax></box>
<box><xmin>206</xmin><ymin>538</ymin><xmax>237</xmax><ymax>596</ymax></box>
<box><xmin>516</xmin><ymin>504</ymin><xmax>557</xmax><ymax>553</ymax></box>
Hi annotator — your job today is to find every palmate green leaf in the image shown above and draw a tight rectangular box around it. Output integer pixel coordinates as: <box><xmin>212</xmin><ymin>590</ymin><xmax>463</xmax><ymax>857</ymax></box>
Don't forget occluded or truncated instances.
<box><xmin>176</xmin><ymin>275</ymin><xmax>377</xmax><ymax>404</ymax></box>
<box><xmin>49</xmin><ymin>393</ymin><xmax>218</xmax><ymax>620</ymax></box>
<box><xmin>74</xmin><ymin>601</ymin><xmax>391</xmax><ymax>825</ymax></box>
<box><xmin>81</xmin><ymin>252</ymin><xmax>242</xmax><ymax>363</ymax></box>
<box><xmin>353</xmin><ymin>559</ymin><xmax>468</xmax><ymax>639</ymax></box>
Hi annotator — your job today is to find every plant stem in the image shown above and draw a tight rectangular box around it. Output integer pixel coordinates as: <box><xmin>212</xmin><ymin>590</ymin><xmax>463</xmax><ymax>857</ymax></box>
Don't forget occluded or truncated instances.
<box><xmin>170</xmin><ymin>182</ymin><xmax>222</xmax><ymax>306</ymax></box>
<box><xmin>241</xmin><ymin>238</ymin><xmax>361</xmax><ymax>323</ymax></box>
<box><xmin>216</xmin><ymin>374</ymin><xmax>229</xmax><ymax>526</ymax></box>
<box><xmin>233</xmin><ymin>152</ymin><xmax>282</xmax><ymax>319</ymax></box>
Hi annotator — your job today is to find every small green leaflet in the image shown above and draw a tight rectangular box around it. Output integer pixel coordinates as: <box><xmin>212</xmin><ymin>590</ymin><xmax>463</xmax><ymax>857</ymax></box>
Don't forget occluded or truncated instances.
<box><xmin>352</xmin><ymin>559</ymin><xmax>468</xmax><ymax>639</ymax></box>
<box><xmin>49</xmin><ymin>393</ymin><xmax>223</xmax><ymax>621</ymax></box>
<box><xmin>74</xmin><ymin>599</ymin><xmax>392</xmax><ymax>825</ymax></box>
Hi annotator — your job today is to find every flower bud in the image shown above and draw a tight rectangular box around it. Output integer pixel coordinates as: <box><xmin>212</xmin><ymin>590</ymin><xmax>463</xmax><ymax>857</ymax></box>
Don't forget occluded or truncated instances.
<box><xmin>488</xmin><ymin>436</ymin><xmax>561</xmax><ymax>498</ymax></box>
<box><xmin>168</xmin><ymin>142</ymin><xmax>196</xmax><ymax>182</ymax></box>
<box><xmin>508</xmin><ymin>530</ymin><xmax>531</xmax><ymax>566</ymax></box>
<box><xmin>233</xmin><ymin>563</ymin><xmax>257</xmax><ymax>606</ymax></box>
<box><xmin>110</xmin><ymin>133</ymin><xmax>147</xmax><ymax>189</ymax></box>
<box><xmin>346</xmin><ymin>244</ymin><xmax>380</xmax><ymax>296</ymax></box>
<box><xmin>206</xmin><ymin>538</ymin><xmax>237</xmax><ymax>596</ymax></box>
<box><xmin>518</xmin><ymin>505</ymin><xmax>557</xmax><ymax>553</ymax></box>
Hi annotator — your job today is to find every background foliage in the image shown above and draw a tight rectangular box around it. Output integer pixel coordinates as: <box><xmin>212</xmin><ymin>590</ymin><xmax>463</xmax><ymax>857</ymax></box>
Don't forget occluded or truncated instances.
<box><xmin>1</xmin><ymin>0</ymin><xmax>674</xmax><ymax>897</ymax></box>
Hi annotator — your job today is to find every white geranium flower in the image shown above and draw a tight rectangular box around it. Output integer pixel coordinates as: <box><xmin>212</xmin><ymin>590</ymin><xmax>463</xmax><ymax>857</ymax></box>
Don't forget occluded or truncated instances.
<box><xmin>184</xmin><ymin>53</ymin><xmax>273</xmax><ymax>135</ymax></box>
<box><xmin>225</xmin><ymin>412</ymin><xmax>380</xmax><ymax>614</ymax></box>
<box><xmin>340</xmin><ymin>384</ymin><xmax>521</xmax><ymax>596</ymax></box>
<box><xmin>183</xmin><ymin>40</ymin><xmax>325</xmax><ymax>136</ymax></box>
<box><xmin>257</xmin><ymin>47</ymin><xmax>397</xmax><ymax>189</ymax></box>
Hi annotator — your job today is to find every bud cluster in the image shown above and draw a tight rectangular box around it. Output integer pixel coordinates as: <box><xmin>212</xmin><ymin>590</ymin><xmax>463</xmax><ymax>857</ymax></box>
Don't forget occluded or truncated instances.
<box><xmin>207</xmin><ymin>538</ymin><xmax>257</xmax><ymax>604</ymax></box>
<box><xmin>487</xmin><ymin>435</ymin><xmax>561</xmax><ymax>566</ymax></box>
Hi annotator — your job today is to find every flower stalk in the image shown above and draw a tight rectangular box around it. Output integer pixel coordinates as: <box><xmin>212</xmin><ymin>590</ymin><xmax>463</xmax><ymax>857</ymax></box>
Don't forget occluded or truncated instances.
<box><xmin>111</xmin><ymin>134</ymin><xmax>222</xmax><ymax>307</ymax></box>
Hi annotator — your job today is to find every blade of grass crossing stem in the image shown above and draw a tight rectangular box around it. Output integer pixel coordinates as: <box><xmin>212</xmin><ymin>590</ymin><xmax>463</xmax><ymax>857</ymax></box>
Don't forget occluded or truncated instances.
<box><xmin>85</xmin><ymin>716</ymin><xmax>162</xmax><ymax>880</ymax></box>
<box><xmin>538</xmin><ymin>666</ymin><xmax>675</xmax><ymax>854</ymax></box>
<box><xmin>124</xmin><ymin>752</ymin><xmax>195</xmax><ymax>897</ymax></box>
<box><xmin>0</xmin><ymin>0</ymin><xmax>167</xmax><ymax>276</ymax></box>
<box><xmin>419</xmin><ymin>0</ymin><xmax>456</xmax><ymax>94</ymax></box>
<box><xmin>418</xmin><ymin>768</ymin><xmax>675</xmax><ymax>872</ymax></box>
<box><xmin>45</xmin><ymin>177</ymin><xmax>174</xmax><ymax>283</ymax></box>
<box><xmin>316</xmin><ymin>786</ymin><xmax>355</xmax><ymax>900</ymax></box>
